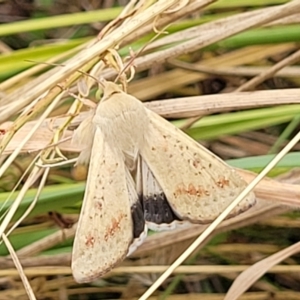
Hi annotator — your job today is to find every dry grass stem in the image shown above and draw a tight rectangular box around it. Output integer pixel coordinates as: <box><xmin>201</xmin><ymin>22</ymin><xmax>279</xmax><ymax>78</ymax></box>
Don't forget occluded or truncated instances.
<box><xmin>235</xmin><ymin>48</ymin><xmax>300</xmax><ymax>92</ymax></box>
<box><xmin>1</xmin><ymin>89</ymin><xmax>299</xmax><ymax>156</ymax></box>
<box><xmin>1</xmin><ymin>234</ymin><xmax>36</xmax><ymax>300</ymax></box>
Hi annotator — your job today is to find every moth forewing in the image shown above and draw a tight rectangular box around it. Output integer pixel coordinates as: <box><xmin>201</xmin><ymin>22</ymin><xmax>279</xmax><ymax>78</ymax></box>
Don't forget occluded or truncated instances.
<box><xmin>72</xmin><ymin>82</ymin><xmax>150</xmax><ymax>283</ymax></box>
<box><xmin>72</xmin><ymin>127</ymin><xmax>134</xmax><ymax>283</ymax></box>
<box><xmin>140</xmin><ymin>109</ymin><xmax>256</xmax><ymax>224</ymax></box>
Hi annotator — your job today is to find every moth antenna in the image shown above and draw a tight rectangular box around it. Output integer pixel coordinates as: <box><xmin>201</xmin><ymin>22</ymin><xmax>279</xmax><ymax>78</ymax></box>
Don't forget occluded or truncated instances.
<box><xmin>117</xmin><ymin>27</ymin><xmax>168</xmax><ymax>83</ymax></box>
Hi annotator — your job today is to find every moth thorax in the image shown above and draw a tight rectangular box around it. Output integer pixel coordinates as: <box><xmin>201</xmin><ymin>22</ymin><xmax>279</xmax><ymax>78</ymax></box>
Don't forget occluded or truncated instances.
<box><xmin>96</xmin><ymin>113</ymin><xmax>149</xmax><ymax>155</ymax></box>
<box><xmin>113</xmin><ymin>118</ymin><xmax>148</xmax><ymax>154</ymax></box>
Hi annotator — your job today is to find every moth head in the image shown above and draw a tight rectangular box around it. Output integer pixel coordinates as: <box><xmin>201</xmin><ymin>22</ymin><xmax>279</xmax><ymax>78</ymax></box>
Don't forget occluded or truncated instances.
<box><xmin>99</xmin><ymin>79</ymin><xmax>123</xmax><ymax>102</ymax></box>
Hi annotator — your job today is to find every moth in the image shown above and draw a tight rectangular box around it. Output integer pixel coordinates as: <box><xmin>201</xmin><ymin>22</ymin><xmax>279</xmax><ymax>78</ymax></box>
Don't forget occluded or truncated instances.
<box><xmin>71</xmin><ymin>81</ymin><xmax>256</xmax><ymax>283</ymax></box>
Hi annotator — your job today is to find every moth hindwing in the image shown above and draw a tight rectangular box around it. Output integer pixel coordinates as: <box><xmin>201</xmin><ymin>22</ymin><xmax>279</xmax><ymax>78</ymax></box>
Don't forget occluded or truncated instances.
<box><xmin>72</xmin><ymin>81</ymin><xmax>256</xmax><ymax>282</ymax></box>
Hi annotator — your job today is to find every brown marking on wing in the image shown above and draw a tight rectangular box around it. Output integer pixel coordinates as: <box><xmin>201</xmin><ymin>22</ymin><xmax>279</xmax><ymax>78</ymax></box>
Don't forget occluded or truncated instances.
<box><xmin>174</xmin><ymin>183</ymin><xmax>185</xmax><ymax>198</ymax></box>
<box><xmin>192</xmin><ymin>159</ymin><xmax>201</xmax><ymax>168</ymax></box>
<box><xmin>188</xmin><ymin>183</ymin><xmax>197</xmax><ymax>196</ymax></box>
<box><xmin>162</xmin><ymin>140</ymin><xmax>169</xmax><ymax>152</ymax></box>
<box><xmin>94</xmin><ymin>199</ymin><xmax>103</xmax><ymax>210</ymax></box>
<box><xmin>104</xmin><ymin>213</ymin><xmax>125</xmax><ymax>241</ymax></box>
<box><xmin>174</xmin><ymin>183</ymin><xmax>209</xmax><ymax>198</ymax></box>
<box><xmin>216</xmin><ymin>176</ymin><xmax>230</xmax><ymax>188</ymax></box>
<box><xmin>85</xmin><ymin>233</ymin><xmax>95</xmax><ymax>247</ymax></box>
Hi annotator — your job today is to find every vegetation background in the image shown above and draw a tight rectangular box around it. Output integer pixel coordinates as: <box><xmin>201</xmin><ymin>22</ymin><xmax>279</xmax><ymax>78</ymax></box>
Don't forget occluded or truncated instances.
<box><xmin>0</xmin><ymin>0</ymin><xmax>300</xmax><ymax>299</ymax></box>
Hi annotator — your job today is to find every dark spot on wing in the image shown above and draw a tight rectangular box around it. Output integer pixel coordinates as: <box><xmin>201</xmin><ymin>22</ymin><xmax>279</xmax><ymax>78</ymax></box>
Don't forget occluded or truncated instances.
<box><xmin>193</xmin><ymin>159</ymin><xmax>201</xmax><ymax>168</ymax></box>
<box><xmin>131</xmin><ymin>198</ymin><xmax>145</xmax><ymax>238</ymax></box>
<box><xmin>143</xmin><ymin>192</ymin><xmax>180</xmax><ymax>224</ymax></box>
